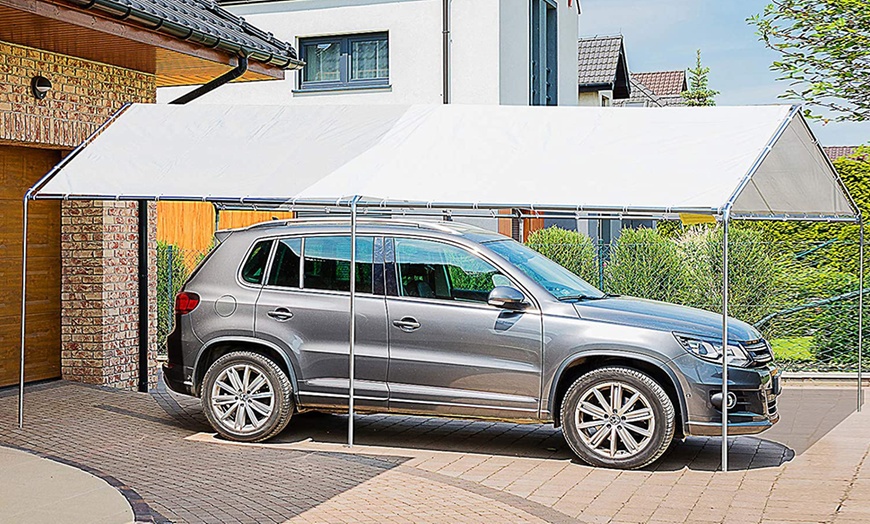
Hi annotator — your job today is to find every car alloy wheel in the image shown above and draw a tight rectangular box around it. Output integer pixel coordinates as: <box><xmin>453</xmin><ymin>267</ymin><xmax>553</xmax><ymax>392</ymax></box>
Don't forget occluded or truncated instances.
<box><xmin>202</xmin><ymin>351</ymin><xmax>294</xmax><ymax>442</ymax></box>
<box><xmin>574</xmin><ymin>381</ymin><xmax>655</xmax><ymax>459</ymax></box>
<box><xmin>210</xmin><ymin>363</ymin><xmax>275</xmax><ymax>434</ymax></box>
<box><xmin>561</xmin><ymin>366</ymin><xmax>675</xmax><ymax>469</ymax></box>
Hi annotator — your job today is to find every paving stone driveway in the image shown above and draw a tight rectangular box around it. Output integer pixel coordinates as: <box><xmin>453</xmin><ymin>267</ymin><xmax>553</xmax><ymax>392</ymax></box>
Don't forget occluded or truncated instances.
<box><xmin>0</xmin><ymin>380</ymin><xmax>866</xmax><ymax>524</ymax></box>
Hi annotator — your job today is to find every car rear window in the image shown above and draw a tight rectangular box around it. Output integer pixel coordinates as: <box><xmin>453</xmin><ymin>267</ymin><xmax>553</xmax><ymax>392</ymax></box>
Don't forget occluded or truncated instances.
<box><xmin>303</xmin><ymin>236</ymin><xmax>374</xmax><ymax>293</ymax></box>
<box><xmin>241</xmin><ymin>240</ymin><xmax>272</xmax><ymax>284</ymax></box>
<box><xmin>267</xmin><ymin>238</ymin><xmax>302</xmax><ymax>288</ymax></box>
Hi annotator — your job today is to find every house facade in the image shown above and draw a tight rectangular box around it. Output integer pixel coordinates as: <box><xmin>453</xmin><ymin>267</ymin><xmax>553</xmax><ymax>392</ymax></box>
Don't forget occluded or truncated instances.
<box><xmin>155</xmin><ymin>0</ymin><xmax>582</xmax><ymax>240</ymax></box>
<box><xmin>0</xmin><ymin>0</ymin><xmax>298</xmax><ymax>389</ymax></box>
<box><xmin>159</xmin><ymin>0</ymin><xmax>581</xmax><ymax>107</ymax></box>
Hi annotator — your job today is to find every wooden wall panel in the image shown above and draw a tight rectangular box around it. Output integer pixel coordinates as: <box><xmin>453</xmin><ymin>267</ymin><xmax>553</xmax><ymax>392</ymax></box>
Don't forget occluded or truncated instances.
<box><xmin>157</xmin><ymin>202</ymin><xmax>293</xmax><ymax>253</ymax></box>
<box><xmin>0</xmin><ymin>145</ymin><xmax>62</xmax><ymax>386</ymax></box>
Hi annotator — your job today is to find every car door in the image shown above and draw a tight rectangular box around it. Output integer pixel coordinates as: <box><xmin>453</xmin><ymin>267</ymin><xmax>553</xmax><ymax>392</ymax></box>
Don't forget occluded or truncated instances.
<box><xmin>384</xmin><ymin>236</ymin><xmax>543</xmax><ymax>419</ymax></box>
<box><xmin>254</xmin><ymin>235</ymin><xmax>389</xmax><ymax>410</ymax></box>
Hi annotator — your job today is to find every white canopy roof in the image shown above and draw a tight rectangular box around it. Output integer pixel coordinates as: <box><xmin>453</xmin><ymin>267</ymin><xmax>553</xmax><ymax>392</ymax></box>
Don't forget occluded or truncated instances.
<box><xmin>33</xmin><ymin>103</ymin><xmax>858</xmax><ymax>220</ymax></box>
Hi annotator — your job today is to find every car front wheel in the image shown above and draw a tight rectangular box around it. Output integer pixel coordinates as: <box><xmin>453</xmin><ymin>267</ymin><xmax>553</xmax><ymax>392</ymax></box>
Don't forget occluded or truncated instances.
<box><xmin>202</xmin><ymin>351</ymin><xmax>294</xmax><ymax>442</ymax></box>
<box><xmin>560</xmin><ymin>366</ymin><xmax>675</xmax><ymax>469</ymax></box>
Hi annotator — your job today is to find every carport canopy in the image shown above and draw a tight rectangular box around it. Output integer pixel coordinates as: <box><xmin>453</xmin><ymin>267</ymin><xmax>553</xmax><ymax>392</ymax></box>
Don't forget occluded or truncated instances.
<box><xmin>21</xmin><ymin>102</ymin><xmax>864</xmax><ymax>473</ymax></box>
<box><xmin>31</xmin><ymin>103</ymin><xmax>859</xmax><ymax>220</ymax></box>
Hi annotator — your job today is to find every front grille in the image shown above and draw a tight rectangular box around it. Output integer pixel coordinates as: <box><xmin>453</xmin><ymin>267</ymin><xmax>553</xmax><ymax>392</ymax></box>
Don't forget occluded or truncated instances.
<box><xmin>742</xmin><ymin>339</ymin><xmax>773</xmax><ymax>365</ymax></box>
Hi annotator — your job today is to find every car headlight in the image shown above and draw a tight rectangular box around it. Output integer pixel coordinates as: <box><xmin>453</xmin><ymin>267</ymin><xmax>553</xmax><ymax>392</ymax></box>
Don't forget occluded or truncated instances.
<box><xmin>674</xmin><ymin>334</ymin><xmax>751</xmax><ymax>367</ymax></box>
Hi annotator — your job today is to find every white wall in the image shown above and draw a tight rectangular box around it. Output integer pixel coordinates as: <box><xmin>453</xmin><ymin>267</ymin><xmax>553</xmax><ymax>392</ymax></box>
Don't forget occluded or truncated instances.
<box><xmin>577</xmin><ymin>89</ymin><xmax>612</xmax><ymax>107</ymax></box>
<box><xmin>557</xmin><ymin>0</ymin><xmax>579</xmax><ymax>106</ymax></box>
<box><xmin>158</xmin><ymin>0</ymin><xmax>443</xmax><ymax>105</ymax></box>
<box><xmin>496</xmin><ymin>0</ymin><xmax>528</xmax><ymax>105</ymax></box>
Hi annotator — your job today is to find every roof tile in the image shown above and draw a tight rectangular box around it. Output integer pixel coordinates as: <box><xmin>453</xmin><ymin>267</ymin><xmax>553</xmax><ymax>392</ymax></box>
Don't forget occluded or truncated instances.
<box><xmin>632</xmin><ymin>71</ymin><xmax>687</xmax><ymax>96</ymax></box>
<box><xmin>577</xmin><ymin>36</ymin><xmax>624</xmax><ymax>86</ymax></box>
<box><xmin>66</xmin><ymin>0</ymin><xmax>299</xmax><ymax>69</ymax></box>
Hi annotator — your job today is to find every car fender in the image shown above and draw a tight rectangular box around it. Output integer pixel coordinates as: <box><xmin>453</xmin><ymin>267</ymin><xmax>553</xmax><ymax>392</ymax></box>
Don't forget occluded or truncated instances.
<box><xmin>548</xmin><ymin>349</ymin><xmax>688</xmax><ymax>429</ymax></box>
<box><xmin>195</xmin><ymin>336</ymin><xmax>301</xmax><ymax>396</ymax></box>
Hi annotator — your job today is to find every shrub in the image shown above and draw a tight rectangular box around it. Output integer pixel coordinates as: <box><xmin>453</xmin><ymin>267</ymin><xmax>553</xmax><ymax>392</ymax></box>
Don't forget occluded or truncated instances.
<box><xmin>811</xmin><ymin>299</ymin><xmax>868</xmax><ymax>371</ymax></box>
<box><xmin>676</xmin><ymin>227</ymin><xmax>781</xmax><ymax>324</ymax></box>
<box><xmin>525</xmin><ymin>226</ymin><xmax>598</xmax><ymax>284</ymax></box>
<box><xmin>157</xmin><ymin>241</ymin><xmax>190</xmax><ymax>352</ymax></box>
<box><xmin>604</xmin><ymin>228</ymin><xmax>687</xmax><ymax>303</ymax></box>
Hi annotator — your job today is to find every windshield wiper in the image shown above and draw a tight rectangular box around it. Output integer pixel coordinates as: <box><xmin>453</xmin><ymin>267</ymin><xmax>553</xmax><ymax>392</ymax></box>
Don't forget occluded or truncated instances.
<box><xmin>558</xmin><ymin>294</ymin><xmax>607</xmax><ymax>302</ymax></box>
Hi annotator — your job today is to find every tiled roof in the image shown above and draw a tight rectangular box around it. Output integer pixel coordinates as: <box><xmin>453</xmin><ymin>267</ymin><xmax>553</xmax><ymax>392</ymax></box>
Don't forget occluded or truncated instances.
<box><xmin>632</xmin><ymin>71</ymin><xmax>686</xmax><ymax>96</ymax></box>
<box><xmin>64</xmin><ymin>0</ymin><xmax>301</xmax><ymax>69</ymax></box>
<box><xmin>612</xmin><ymin>78</ymin><xmax>662</xmax><ymax>107</ymax></box>
<box><xmin>612</xmin><ymin>76</ymin><xmax>688</xmax><ymax>108</ymax></box>
<box><xmin>577</xmin><ymin>35</ymin><xmax>630</xmax><ymax>98</ymax></box>
<box><xmin>578</xmin><ymin>36</ymin><xmax>623</xmax><ymax>86</ymax></box>
<box><xmin>824</xmin><ymin>146</ymin><xmax>864</xmax><ymax>161</ymax></box>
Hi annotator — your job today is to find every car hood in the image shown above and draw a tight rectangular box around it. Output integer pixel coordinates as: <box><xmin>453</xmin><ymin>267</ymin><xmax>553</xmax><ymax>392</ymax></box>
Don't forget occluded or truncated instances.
<box><xmin>573</xmin><ymin>296</ymin><xmax>762</xmax><ymax>342</ymax></box>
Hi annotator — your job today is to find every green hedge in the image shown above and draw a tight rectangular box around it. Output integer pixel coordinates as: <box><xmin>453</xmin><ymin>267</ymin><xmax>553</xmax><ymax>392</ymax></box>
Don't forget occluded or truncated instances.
<box><xmin>525</xmin><ymin>226</ymin><xmax>598</xmax><ymax>284</ymax></box>
<box><xmin>605</xmin><ymin>228</ymin><xmax>687</xmax><ymax>304</ymax></box>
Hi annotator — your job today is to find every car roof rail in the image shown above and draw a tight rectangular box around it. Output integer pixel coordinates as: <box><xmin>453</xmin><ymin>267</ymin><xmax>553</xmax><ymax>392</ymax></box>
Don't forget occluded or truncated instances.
<box><xmin>237</xmin><ymin>217</ymin><xmax>461</xmax><ymax>234</ymax></box>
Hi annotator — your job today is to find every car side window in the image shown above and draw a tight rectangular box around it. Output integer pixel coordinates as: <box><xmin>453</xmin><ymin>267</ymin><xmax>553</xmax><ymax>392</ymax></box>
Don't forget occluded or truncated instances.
<box><xmin>394</xmin><ymin>238</ymin><xmax>503</xmax><ymax>303</ymax></box>
<box><xmin>267</xmin><ymin>238</ymin><xmax>302</xmax><ymax>288</ymax></box>
<box><xmin>241</xmin><ymin>240</ymin><xmax>273</xmax><ymax>285</ymax></box>
<box><xmin>303</xmin><ymin>236</ymin><xmax>374</xmax><ymax>293</ymax></box>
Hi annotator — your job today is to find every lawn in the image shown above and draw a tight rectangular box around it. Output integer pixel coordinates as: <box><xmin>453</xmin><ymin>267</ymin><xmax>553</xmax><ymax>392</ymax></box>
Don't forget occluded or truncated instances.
<box><xmin>769</xmin><ymin>336</ymin><xmax>814</xmax><ymax>361</ymax></box>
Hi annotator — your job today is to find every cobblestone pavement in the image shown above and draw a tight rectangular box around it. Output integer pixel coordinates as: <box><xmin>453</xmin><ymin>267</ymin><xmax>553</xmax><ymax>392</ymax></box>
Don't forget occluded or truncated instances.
<box><xmin>0</xmin><ymin>380</ymin><xmax>867</xmax><ymax>524</ymax></box>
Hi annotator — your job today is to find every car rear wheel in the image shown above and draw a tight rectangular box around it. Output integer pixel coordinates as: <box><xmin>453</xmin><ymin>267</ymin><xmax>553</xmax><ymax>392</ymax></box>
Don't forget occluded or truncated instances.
<box><xmin>202</xmin><ymin>351</ymin><xmax>294</xmax><ymax>442</ymax></box>
<box><xmin>560</xmin><ymin>366</ymin><xmax>675</xmax><ymax>469</ymax></box>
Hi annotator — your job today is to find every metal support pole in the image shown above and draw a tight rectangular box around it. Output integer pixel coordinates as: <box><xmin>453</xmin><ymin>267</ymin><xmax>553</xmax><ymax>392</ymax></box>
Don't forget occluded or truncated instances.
<box><xmin>721</xmin><ymin>212</ymin><xmax>730</xmax><ymax>472</ymax></box>
<box><xmin>18</xmin><ymin>196</ymin><xmax>29</xmax><ymax>428</ymax></box>
<box><xmin>347</xmin><ymin>197</ymin><xmax>360</xmax><ymax>447</ymax></box>
<box><xmin>859</xmin><ymin>219</ymin><xmax>864</xmax><ymax>412</ymax></box>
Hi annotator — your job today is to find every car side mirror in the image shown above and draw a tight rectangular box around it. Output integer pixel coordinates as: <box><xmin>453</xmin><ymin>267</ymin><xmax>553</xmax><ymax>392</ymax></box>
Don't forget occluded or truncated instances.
<box><xmin>487</xmin><ymin>286</ymin><xmax>527</xmax><ymax>310</ymax></box>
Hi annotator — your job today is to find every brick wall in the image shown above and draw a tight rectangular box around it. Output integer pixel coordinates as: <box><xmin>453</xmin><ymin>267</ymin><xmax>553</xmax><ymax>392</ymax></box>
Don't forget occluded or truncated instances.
<box><xmin>0</xmin><ymin>40</ymin><xmax>156</xmax><ymax>148</ymax></box>
<box><xmin>60</xmin><ymin>202</ymin><xmax>158</xmax><ymax>390</ymax></box>
<box><xmin>0</xmin><ymin>40</ymin><xmax>159</xmax><ymax>390</ymax></box>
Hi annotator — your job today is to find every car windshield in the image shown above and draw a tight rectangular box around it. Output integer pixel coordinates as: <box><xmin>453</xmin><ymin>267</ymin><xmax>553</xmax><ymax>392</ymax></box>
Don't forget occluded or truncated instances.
<box><xmin>486</xmin><ymin>239</ymin><xmax>606</xmax><ymax>300</ymax></box>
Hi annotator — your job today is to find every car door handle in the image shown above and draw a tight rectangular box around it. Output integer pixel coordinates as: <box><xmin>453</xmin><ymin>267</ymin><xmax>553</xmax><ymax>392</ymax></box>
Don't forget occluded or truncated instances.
<box><xmin>392</xmin><ymin>317</ymin><xmax>421</xmax><ymax>332</ymax></box>
<box><xmin>267</xmin><ymin>308</ymin><xmax>294</xmax><ymax>321</ymax></box>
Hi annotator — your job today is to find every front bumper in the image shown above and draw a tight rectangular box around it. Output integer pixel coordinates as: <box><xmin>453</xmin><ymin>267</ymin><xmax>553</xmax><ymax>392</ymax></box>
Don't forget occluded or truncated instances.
<box><xmin>673</xmin><ymin>354</ymin><xmax>782</xmax><ymax>437</ymax></box>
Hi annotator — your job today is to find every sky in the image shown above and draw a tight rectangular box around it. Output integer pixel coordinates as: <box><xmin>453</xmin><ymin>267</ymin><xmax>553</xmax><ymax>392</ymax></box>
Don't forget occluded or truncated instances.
<box><xmin>579</xmin><ymin>0</ymin><xmax>870</xmax><ymax>146</ymax></box>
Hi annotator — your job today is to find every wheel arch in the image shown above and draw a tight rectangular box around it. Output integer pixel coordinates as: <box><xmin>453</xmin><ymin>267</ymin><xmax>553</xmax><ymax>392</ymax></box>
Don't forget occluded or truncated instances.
<box><xmin>549</xmin><ymin>351</ymin><xmax>687</xmax><ymax>437</ymax></box>
<box><xmin>193</xmin><ymin>337</ymin><xmax>299</xmax><ymax>397</ymax></box>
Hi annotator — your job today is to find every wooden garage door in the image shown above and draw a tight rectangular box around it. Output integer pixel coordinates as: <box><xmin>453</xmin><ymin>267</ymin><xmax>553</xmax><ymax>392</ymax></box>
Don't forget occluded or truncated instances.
<box><xmin>0</xmin><ymin>145</ymin><xmax>62</xmax><ymax>387</ymax></box>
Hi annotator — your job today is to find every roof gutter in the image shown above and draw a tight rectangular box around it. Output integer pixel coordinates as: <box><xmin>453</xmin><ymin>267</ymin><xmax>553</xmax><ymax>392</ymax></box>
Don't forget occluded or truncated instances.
<box><xmin>64</xmin><ymin>0</ymin><xmax>303</xmax><ymax>70</ymax></box>
<box><xmin>169</xmin><ymin>56</ymin><xmax>248</xmax><ymax>105</ymax></box>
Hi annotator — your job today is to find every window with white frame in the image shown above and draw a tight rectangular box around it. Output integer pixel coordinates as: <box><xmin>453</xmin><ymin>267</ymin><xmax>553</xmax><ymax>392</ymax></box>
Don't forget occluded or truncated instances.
<box><xmin>299</xmin><ymin>32</ymin><xmax>389</xmax><ymax>91</ymax></box>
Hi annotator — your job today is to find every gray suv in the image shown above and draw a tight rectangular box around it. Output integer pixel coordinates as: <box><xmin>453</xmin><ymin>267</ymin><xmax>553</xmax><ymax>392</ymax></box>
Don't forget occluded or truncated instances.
<box><xmin>164</xmin><ymin>219</ymin><xmax>780</xmax><ymax>469</ymax></box>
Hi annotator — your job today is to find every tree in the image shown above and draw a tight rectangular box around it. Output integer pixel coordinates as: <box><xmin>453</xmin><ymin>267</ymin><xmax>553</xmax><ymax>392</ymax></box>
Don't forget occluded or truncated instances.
<box><xmin>749</xmin><ymin>1</ymin><xmax>870</xmax><ymax>122</ymax></box>
<box><xmin>681</xmin><ymin>49</ymin><xmax>719</xmax><ymax>106</ymax></box>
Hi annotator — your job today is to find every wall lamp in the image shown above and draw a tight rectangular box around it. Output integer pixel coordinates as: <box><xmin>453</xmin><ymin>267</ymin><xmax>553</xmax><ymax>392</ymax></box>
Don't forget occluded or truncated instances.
<box><xmin>31</xmin><ymin>76</ymin><xmax>52</xmax><ymax>100</ymax></box>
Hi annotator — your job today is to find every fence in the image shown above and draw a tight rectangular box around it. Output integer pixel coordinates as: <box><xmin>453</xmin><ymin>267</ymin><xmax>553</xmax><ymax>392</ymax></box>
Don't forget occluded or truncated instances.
<box><xmin>156</xmin><ymin>226</ymin><xmax>866</xmax><ymax>374</ymax></box>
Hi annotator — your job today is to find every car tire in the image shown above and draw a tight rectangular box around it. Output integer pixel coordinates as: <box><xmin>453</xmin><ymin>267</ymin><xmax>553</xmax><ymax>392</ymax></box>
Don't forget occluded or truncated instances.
<box><xmin>202</xmin><ymin>351</ymin><xmax>294</xmax><ymax>442</ymax></box>
<box><xmin>560</xmin><ymin>366</ymin><xmax>675</xmax><ymax>469</ymax></box>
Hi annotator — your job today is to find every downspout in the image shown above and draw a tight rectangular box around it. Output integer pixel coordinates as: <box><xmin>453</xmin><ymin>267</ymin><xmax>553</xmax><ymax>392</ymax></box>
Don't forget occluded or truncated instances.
<box><xmin>442</xmin><ymin>0</ymin><xmax>450</xmax><ymax>104</ymax></box>
<box><xmin>169</xmin><ymin>56</ymin><xmax>249</xmax><ymax>105</ymax></box>
<box><xmin>137</xmin><ymin>201</ymin><xmax>149</xmax><ymax>392</ymax></box>
<box><xmin>134</xmin><ymin>56</ymin><xmax>248</xmax><ymax>393</ymax></box>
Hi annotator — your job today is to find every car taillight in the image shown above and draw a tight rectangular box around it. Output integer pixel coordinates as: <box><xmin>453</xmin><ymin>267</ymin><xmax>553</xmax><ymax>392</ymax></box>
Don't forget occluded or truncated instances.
<box><xmin>175</xmin><ymin>292</ymin><xmax>200</xmax><ymax>315</ymax></box>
